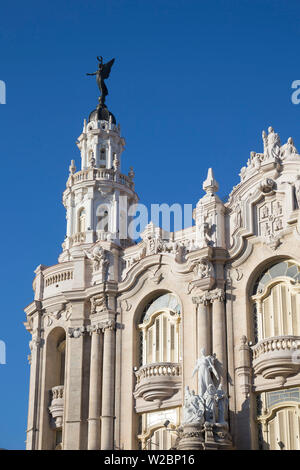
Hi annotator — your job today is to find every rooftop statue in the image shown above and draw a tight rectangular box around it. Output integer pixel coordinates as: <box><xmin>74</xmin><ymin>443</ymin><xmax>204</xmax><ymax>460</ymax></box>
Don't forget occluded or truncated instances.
<box><xmin>86</xmin><ymin>56</ymin><xmax>115</xmax><ymax>106</ymax></box>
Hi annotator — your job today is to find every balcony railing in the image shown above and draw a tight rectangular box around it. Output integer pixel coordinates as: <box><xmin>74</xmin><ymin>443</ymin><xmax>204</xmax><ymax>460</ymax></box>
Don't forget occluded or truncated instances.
<box><xmin>67</xmin><ymin>168</ymin><xmax>134</xmax><ymax>191</ymax></box>
<box><xmin>134</xmin><ymin>362</ymin><xmax>182</xmax><ymax>405</ymax></box>
<box><xmin>70</xmin><ymin>232</ymin><xmax>86</xmax><ymax>246</ymax></box>
<box><xmin>49</xmin><ymin>385</ymin><xmax>64</xmax><ymax>428</ymax></box>
<box><xmin>252</xmin><ymin>335</ymin><xmax>300</xmax><ymax>380</ymax></box>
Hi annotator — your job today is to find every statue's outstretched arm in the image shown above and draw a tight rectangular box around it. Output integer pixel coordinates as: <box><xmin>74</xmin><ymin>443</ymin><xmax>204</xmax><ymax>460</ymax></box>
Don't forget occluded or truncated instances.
<box><xmin>86</xmin><ymin>72</ymin><xmax>97</xmax><ymax>76</ymax></box>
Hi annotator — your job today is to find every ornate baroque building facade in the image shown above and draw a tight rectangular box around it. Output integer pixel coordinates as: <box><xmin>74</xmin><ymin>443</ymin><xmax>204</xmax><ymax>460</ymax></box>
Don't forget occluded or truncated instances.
<box><xmin>25</xmin><ymin>88</ymin><xmax>300</xmax><ymax>450</ymax></box>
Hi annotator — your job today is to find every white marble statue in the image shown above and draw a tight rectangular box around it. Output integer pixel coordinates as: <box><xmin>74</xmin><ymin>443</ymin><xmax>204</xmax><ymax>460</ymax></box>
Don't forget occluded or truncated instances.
<box><xmin>183</xmin><ymin>386</ymin><xmax>205</xmax><ymax>425</ymax></box>
<box><xmin>192</xmin><ymin>348</ymin><xmax>219</xmax><ymax>398</ymax></box>
<box><xmin>262</xmin><ymin>127</ymin><xmax>281</xmax><ymax>160</ymax></box>
<box><xmin>281</xmin><ymin>137</ymin><xmax>298</xmax><ymax>160</ymax></box>
<box><xmin>85</xmin><ymin>244</ymin><xmax>108</xmax><ymax>273</ymax></box>
<box><xmin>203</xmin><ymin>384</ymin><xmax>217</xmax><ymax>423</ymax></box>
<box><xmin>294</xmin><ymin>175</ymin><xmax>300</xmax><ymax>209</ymax></box>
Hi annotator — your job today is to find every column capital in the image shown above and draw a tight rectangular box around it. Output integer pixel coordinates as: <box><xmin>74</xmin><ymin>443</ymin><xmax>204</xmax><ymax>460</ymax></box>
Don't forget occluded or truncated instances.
<box><xmin>68</xmin><ymin>326</ymin><xmax>86</xmax><ymax>338</ymax></box>
<box><xmin>209</xmin><ymin>288</ymin><xmax>225</xmax><ymax>302</ymax></box>
<box><xmin>87</xmin><ymin>319</ymin><xmax>116</xmax><ymax>334</ymax></box>
<box><xmin>193</xmin><ymin>288</ymin><xmax>225</xmax><ymax>305</ymax></box>
<box><xmin>192</xmin><ymin>293</ymin><xmax>210</xmax><ymax>305</ymax></box>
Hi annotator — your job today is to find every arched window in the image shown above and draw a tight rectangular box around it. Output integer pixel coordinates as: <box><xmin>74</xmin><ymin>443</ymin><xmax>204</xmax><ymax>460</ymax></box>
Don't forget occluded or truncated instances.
<box><xmin>251</xmin><ymin>260</ymin><xmax>300</xmax><ymax>342</ymax></box>
<box><xmin>251</xmin><ymin>260</ymin><xmax>300</xmax><ymax>450</ymax></box>
<box><xmin>257</xmin><ymin>388</ymin><xmax>300</xmax><ymax>450</ymax></box>
<box><xmin>136</xmin><ymin>293</ymin><xmax>182</xmax><ymax>450</ymax></box>
<box><xmin>78</xmin><ymin>208</ymin><xmax>86</xmax><ymax>233</ymax></box>
<box><xmin>139</xmin><ymin>293</ymin><xmax>181</xmax><ymax>366</ymax></box>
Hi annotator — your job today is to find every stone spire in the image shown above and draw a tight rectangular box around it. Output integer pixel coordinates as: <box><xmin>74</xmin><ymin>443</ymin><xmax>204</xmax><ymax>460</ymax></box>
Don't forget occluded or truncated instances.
<box><xmin>203</xmin><ymin>168</ymin><xmax>219</xmax><ymax>196</ymax></box>
<box><xmin>193</xmin><ymin>168</ymin><xmax>225</xmax><ymax>249</ymax></box>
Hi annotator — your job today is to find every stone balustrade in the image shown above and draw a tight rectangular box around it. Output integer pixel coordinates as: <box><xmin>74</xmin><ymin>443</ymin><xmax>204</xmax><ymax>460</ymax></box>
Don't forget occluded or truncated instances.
<box><xmin>67</xmin><ymin>168</ymin><xmax>134</xmax><ymax>190</ymax></box>
<box><xmin>252</xmin><ymin>336</ymin><xmax>300</xmax><ymax>360</ymax></box>
<box><xmin>45</xmin><ymin>270</ymin><xmax>73</xmax><ymax>287</ymax></box>
<box><xmin>70</xmin><ymin>232</ymin><xmax>86</xmax><ymax>245</ymax></box>
<box><xmin>49</xmin><ymin>385</ymin><xmax>64</xmax><ymax>428</ymax></box>
<box><xmin>134</xmin><ymin>362</ymin><xmax>182</xmax><ymax>405</ymax></box>
<box><xmin>135</xmin><ymin>362</ymin><xmax>181</xmax><ymax>384</ymax></box>
<box><xmin>252</xmin><ymin>335</ymin><xmax>300</xmax><ymax>380</ymax></box>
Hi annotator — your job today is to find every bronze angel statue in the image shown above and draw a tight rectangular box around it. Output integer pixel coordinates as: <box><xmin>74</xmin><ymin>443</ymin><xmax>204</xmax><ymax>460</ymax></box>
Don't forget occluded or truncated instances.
<box><xmin>86</xmin><ymin>56</ymin><xmax>115</xmax><ymax>106</ymax></box>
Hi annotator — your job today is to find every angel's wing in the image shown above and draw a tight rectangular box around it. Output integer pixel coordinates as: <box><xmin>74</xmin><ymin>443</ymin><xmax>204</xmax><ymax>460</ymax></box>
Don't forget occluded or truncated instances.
<box><xmin>102</xmin><ymin>58</ymin><xmax>115</xmax><ymax>79</ymax></box>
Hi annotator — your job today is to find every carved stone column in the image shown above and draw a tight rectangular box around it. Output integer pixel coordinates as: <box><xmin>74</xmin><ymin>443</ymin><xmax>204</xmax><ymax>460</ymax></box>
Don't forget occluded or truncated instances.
<box><xmin>101</xmin><ymin>320</ymin><xmax>116</xmax><ymax>450</ymax></box>
<box><xmin>193</xmin><ymin>294</ymin><xmax>211</xmax><ymax>357</ymax></box>
<box><xmin>211</xmin><ymin>289</ymin><xmax>227</xmax><ymax>390</ymax></box>
<box><xmin>87</xmin><ymin>326</ymin><xmax>103</xmax><ymax>450</ymax></box>
<box><xmin>235</xmin><ymin>335</ymin><xmax>251</xmax><ymax>399</ymax></box>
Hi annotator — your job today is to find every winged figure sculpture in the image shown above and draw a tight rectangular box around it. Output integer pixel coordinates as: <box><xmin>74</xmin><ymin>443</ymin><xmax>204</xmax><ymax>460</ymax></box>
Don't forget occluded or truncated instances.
<box><xmin>86</xmin><ymin>56</ymin><xmax>115</xmax><ymax>105</ymax></box>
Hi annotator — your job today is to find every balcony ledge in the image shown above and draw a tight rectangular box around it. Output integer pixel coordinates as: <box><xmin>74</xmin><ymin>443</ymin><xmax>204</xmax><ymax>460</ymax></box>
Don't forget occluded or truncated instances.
<box><xmin>134</xmin><ymin>362</ymin><xmax>182</xmax><ymax>404</ymax></box>
<box><xmin>252</xmin><ymin>336</ymin><xmax>300</xmax><ymax>380</ymax></box>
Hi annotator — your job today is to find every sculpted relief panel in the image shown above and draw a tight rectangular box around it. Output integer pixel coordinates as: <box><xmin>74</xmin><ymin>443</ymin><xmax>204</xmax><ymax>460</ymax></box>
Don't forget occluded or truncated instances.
<box><xmin>258</xmin><ymin>199</ymin><xmax>284</xmax><ymax>240</ymax></box>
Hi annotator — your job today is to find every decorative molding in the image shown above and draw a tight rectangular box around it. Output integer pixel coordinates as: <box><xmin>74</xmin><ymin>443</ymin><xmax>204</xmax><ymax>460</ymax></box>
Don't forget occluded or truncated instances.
<box><xmin>45</xmin><ymin>303</ymin><xmax>72</xmax><ymax>326</ymax></box>
<box><xmin>192</xmin><ymin>288</ymin><xmax>225</xmax><ymax>305</ymax></box>
<box><xmin>90</xmin><ymin>294</ymin><xmax>107</xmax><ymax>314</ymax></box>
<box><xmin>68</xmin><ymin>326</ymin><xmax>86</xmax><ymax>338</ymax></box>
<box><xmin>87</xmin><ymin>319</ymin><xmax>116</xmax><ymax>333</ymax></box>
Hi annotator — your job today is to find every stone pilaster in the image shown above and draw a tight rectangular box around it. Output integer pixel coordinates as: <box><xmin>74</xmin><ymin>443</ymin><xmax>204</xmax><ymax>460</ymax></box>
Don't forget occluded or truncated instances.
<box><xmin>101</xmin><ymin>319</ymin><xmax>116</xmax><ymax>450</ymax></box>
<box><xmin>63</xmin><ymin>301</ymin><xmax>86</xmax><ymax>450</ymax></box>
<box><xmin>25</xmin><ymin>306</ymin><xmax>42</xmax><ymax>450</ymax></box>
<box><xmin>87</xmin><ymin>325</ymin><xmax>103</xmax><ymax>450</ymax></box>
<box><xmin>211</xmin><ymin>289</ymin><xmax>227</xmax><ymax>391</ymax></box>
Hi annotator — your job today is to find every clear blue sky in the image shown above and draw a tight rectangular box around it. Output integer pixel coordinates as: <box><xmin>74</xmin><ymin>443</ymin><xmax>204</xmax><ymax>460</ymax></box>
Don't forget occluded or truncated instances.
<box><xmin>0</xmin><ymin>0</ymin><xmax>300</xmax><ymax>449</ymax></box>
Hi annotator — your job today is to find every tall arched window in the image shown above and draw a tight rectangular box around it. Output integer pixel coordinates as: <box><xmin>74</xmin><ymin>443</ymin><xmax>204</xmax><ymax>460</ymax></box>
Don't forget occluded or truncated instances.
<box><xmin>251</xmin><ymin>260</ymin><xmax>300</xmax><ymax>450</ymax></box>
<box><xmin>136</xmin><ymin>293</ymin><xmax>181</xmax><ymax>450</ymax></box>
<box><xmin>78</xmin><ymin>208</ymin><xmax>86</xmax><ymax>233</ymax></box>
<box><xmin>251</xmin><ymin>260</ymin><xmax>300</xmax><ymax>342</ymax></box>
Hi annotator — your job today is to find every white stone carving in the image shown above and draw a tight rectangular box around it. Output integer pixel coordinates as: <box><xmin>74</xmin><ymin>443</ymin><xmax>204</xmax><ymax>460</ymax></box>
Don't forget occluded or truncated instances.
<box><xmin>280</xmin><ymin>137</ymin><xmax>298</xmax><ymax>161</ymax></box>
<box><xmin>262</xmin><ymin>127</ymin><xmax>281</xmax><ymax>160</ymax></box>
<box><xmin>68</xmin><ymin>326</ymin><xmax>86</xmax><ymax>338</ymax></box>
<box><xmin>232</xmin><ymin>197</ymin><xmax>243</xmax><ymax>230</ymax></box>
<box><xmin>192</xmin><ymin>258</ymin><xmax>213</xmax><ymax>279</ymax></box>
<box><xmin>85</xmin><ymin>244</ymin><xmax>108</xmax><ymax>273</ymax></box>
<box><xmin>90</xmin><ymin>293</ymin><xmax>107</xmax><ymax>314</ymax></box>
<box><xmin>183</xmin><ymin>386</ymin><xmax>205</xmax><ymax>425</ymax></box>
<box><xmin>294</xmin><ymin>175</ymin><xmax>300</xmax><ymax>209</ymax></box>
<box><xmin>192</xmin><ymin>349</ymin><xmax>219</xmax><ymax>397</ymax></box>
<box><xmin>258</xmin><ymin>199</ymin><xmax>284</xmax><ymax>250</ymax></box>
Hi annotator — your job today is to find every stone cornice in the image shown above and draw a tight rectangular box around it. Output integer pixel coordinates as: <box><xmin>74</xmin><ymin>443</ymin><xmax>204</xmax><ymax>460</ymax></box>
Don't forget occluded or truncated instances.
<box><xmin>24</xmin><ymin>300</ymin><xmax>43</xmax><ymax>317</ymax></box>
